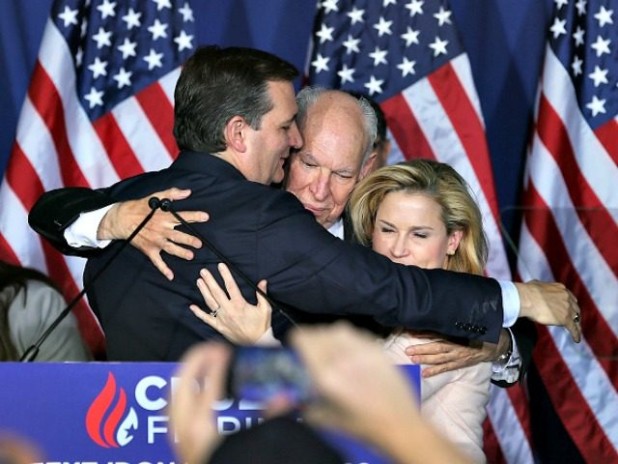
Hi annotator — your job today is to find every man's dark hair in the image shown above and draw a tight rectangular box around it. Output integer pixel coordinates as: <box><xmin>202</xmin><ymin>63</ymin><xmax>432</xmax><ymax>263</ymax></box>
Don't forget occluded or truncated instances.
<box><xmin>174</xmin><ymin>45</ymin><xmax>299</xmax><ymax>153</ymax></box>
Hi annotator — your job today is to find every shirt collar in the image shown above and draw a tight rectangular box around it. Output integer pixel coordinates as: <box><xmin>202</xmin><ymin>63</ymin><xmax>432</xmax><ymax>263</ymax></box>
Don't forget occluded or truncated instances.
<box><xmin>327</xmin><ymin>217</ymin><xmax>345</xmax><ymax>239</ymax></box>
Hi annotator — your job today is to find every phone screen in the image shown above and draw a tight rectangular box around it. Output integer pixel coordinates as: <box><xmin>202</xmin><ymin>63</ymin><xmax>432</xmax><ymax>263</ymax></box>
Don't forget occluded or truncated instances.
<box><xmin>227</xmin><ymin>346</ymin><xmax>314</xmax><ymax>405</ymax></box>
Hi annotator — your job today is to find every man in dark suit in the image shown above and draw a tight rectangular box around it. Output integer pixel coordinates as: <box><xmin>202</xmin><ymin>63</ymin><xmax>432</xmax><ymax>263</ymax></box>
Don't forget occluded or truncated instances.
<box><xmin>29</xmin><ymin>45</ymin><xmax>581</xmax><ymax>361</ymax></box>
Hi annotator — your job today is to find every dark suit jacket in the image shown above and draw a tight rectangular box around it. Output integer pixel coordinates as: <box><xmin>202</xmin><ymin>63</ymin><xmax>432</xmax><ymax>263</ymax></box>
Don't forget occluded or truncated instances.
<box><xmin>29</xmin><ymin>151</ymin><xmax>505</xmax><ymax>361</ymax></box>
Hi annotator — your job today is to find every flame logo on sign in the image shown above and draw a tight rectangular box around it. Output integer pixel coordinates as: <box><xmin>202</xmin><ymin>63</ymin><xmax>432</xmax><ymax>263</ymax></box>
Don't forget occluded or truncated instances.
<box><xmin>85</xmin><ymin>372</ymin><xmax>138</xmax><ymax>448</ymax></box>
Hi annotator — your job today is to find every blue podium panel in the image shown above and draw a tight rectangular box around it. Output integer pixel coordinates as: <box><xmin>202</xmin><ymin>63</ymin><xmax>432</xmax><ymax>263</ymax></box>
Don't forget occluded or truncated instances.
<box><xmin>0</xmin><ymin>363</ymin><xmax>419</xmax><ymax>463</ymax></box>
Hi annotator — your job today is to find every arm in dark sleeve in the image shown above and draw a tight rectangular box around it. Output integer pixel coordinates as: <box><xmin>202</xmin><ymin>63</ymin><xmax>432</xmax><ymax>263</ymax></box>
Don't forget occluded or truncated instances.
<box><xmin>257</xmin><ymin>192</ymin><xmax>505</xmax><ymax>344</ymax></box>
<box><xmin>28</xmin><ymin>187</ymin><xmax>114</xmax><ymax>256</ymax></box>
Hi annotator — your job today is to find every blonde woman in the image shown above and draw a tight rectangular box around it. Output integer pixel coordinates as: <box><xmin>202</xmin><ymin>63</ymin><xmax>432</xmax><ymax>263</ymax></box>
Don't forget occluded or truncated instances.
<box><xmin>346</xmin><ymin>160</ymin><xmax>490</xmax><ymax>462</ymax></box>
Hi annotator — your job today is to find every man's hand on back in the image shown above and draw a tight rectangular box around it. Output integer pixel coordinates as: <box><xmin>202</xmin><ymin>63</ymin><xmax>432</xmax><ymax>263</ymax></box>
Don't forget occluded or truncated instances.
<box><xmin>97</xmin><ymin>187</ymin><xmax>208</xmax><ymax>280</ymax></box>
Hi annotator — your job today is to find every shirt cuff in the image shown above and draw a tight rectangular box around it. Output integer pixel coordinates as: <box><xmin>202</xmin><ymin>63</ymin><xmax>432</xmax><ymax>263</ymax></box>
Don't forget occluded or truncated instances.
<box><xmin>498</xmin><ymin>280</ymin><xmax>520</xmax><ymax>328</ymax></box>
<box><xmin>64</xmin><ymin>204</ymin><xmax>116</xmax><ymax>249</ymax></box>
<box><xmin>491</xmin><ymin>328</ymin><xmax>522</xmax><ymax>384</ymax></box>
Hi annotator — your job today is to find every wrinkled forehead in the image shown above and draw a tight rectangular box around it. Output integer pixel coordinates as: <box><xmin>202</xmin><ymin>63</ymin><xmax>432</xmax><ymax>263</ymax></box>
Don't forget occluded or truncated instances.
<box><xmin>297</xmin><ymin>119</ymin><xmax>366</xmax><ymax>172</ymax></box>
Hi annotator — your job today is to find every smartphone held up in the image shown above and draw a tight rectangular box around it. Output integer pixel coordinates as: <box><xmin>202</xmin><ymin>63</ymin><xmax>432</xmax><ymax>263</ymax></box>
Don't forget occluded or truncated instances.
<box><xmin>226</xmin><ymin>346</ymin><xmax>315</xmax><ymax>407</ymax></box>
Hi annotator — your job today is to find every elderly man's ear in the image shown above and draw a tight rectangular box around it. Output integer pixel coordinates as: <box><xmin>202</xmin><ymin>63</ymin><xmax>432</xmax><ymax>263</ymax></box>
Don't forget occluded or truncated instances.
<box><xmin>359</xmin><ymin>152</ymin><xmax>378</xmax><ymax>179</ymax></box>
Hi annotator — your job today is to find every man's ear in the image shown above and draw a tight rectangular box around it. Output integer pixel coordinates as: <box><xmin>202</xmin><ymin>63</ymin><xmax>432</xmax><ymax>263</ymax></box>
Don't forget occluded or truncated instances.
<box><xmin>224</xmin><ymin>116</ymin><xmax>248</xmax><ymax>152</ymax></box>
<box><xmin>359</xmin><ymin>152</ymin><xmax>378</xmax><ymax>179</ymax></box>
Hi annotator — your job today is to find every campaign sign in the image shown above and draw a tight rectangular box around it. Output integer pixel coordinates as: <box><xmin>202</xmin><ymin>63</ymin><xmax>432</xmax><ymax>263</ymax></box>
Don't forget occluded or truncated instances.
<box><xmin>0</xmin><ymin>363</ymin><xmax>419</xmax><ymax>464</ymax></box>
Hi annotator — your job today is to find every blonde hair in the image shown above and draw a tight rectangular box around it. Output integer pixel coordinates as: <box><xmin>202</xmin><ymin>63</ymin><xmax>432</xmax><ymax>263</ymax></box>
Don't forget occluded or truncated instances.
<box><xmin>347</xmin><ymin>159</ymin><xmax>488</xmax><ymax>275</ymax></box>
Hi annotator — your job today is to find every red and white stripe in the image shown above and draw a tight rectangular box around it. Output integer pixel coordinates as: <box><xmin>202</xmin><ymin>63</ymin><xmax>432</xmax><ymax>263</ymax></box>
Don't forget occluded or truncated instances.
<box><xmin>485</xmin><ymin>385</ymin><xmax>533</xmax><ymax>464</ymax></box>
<box><xmin>518</xmin><ymin>43</ymin><xmax>618</xmax><ymax>461</ymax></box>
<box><xmin>382</xmin><ymin>54</ymin><xmax>510</xmax><ymax>280</ymax></box>
<box><xmin>381</xmin><ymin>52</ymin><xmax>535</xmax><ymax>462</ymax></box>
<box><xmin>0</xmin><ymin>17</ymin><xmax>181</xmax><ymax>358</ymax></box>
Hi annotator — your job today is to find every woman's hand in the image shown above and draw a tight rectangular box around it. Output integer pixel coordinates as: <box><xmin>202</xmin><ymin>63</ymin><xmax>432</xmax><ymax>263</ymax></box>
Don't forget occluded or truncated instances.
<box><xmin>190</xmin><ymin>263</ymin><xmax>272</xmax><ymax>344</ymax></box>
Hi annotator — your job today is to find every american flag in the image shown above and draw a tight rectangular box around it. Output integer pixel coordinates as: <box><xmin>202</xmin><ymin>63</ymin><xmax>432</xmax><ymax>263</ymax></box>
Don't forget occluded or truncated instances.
<box><xmin>518</xmin><ymin>0</ymin><xmax>618</xmax><ymax>461</ymax></box>
<box><xmin>307</xmin><ymin>0</ymin><xmax>533</xmax><ymax>462</ymax></box>
<box><xmin>0</xmin><ymin>0</ymin><xmax>195</xmax><ymax>357</ymax></box>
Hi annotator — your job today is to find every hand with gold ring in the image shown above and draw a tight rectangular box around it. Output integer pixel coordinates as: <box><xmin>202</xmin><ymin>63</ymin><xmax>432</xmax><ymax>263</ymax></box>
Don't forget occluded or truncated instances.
<box><xmin>189</xmin><ymin>263</ymin><xmax>272</xmax><ymax>344</ymax></box>
<box><xmin>210</xmin><ymin>306</ymin><xmax>219</xmax><ymax>318</ymax></box>
<box><xmin>515</xmin><ymin>280</ymin><xmax>582</xmax><ymax>343</ymax></box>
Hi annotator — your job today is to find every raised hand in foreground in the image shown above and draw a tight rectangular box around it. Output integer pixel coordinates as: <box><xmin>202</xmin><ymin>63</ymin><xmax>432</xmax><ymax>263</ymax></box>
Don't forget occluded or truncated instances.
<box><xmin>168</xmin><ymin>323</ymin><xmax>472</xmax><ymax>464</ymax></box>
<box><xmin>292</xmin><ymin>323</ymin><xmax>472</xmax><ymax>464</ymax></box>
